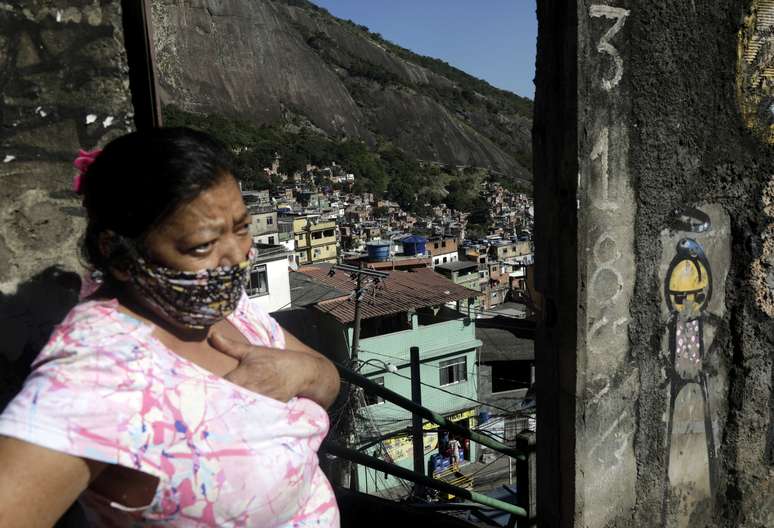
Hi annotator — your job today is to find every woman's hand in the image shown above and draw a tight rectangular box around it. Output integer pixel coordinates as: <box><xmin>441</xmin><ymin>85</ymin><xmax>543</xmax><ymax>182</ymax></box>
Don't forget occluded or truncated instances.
<box><xmin>209</xmin><ymin>332</ymin><xmax>340</xmax><ymax>408</ymax></box>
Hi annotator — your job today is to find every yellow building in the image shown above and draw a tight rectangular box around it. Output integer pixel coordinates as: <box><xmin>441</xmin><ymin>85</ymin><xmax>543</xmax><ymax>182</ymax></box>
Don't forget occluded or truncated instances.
<box><xmin>289</xmin><ymin>215</ymin><xmax>337</xmax><ymax>265</ymax></box>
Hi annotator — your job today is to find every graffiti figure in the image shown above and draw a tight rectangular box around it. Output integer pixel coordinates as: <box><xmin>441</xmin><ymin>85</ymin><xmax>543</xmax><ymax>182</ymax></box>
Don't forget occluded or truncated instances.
<box><xmin>661</xmin><ymin>227</ymin><xmax>721</xmax><ymax>526</ymax></box>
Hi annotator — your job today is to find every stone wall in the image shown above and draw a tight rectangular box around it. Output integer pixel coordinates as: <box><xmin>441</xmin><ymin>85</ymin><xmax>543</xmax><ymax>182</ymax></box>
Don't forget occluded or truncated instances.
<box><xmin>0</xmin><ymin>0</ymin><xmax>133</xmax><ymax>407</ymax></box>
<box><xmin>536</xmin><ymin>1</ymin><xmax>774</xmax><ymax>526</ymax></box>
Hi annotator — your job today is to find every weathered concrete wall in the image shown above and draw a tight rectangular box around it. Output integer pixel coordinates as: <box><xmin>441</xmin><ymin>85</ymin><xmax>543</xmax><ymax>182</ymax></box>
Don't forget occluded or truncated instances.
<box><xmin>0</xmin><ymin>0</ymin><xmax>133</xmax><ymax>407</ymax></box>
<box><xmin>536</xmin><ymin>1</ymin><xmax>774</xmax><ymax>527</ymax></box>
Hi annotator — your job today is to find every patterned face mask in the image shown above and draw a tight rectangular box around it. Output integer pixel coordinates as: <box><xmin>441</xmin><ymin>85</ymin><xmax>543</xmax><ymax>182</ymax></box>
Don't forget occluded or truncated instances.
<box><xmin>127</xmin><ymin>249</ymin><xmax>254</xmax><ymax>329</ymax></box>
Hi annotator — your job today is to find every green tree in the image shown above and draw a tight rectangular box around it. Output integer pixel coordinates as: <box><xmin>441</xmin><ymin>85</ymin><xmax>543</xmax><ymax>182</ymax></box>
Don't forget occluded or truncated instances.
<box><xmin>468</xmin><ymin>196</ymin><xmax>490</xmax><ymax>226</ymax></box>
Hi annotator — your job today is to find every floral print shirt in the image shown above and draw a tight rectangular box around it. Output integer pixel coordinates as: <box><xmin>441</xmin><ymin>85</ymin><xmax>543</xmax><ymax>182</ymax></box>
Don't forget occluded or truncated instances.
<box><xmin>0</xmin><ymin>294</ymin><xmax>339</xmax><ymax>527</ymax></box>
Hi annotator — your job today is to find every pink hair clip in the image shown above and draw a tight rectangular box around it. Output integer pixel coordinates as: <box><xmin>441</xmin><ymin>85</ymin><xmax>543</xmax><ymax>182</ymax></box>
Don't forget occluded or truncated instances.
<box><xmin>72</xmin><ymin>148</ymin><xmax>102</xmax><ymax>194</ymax></box>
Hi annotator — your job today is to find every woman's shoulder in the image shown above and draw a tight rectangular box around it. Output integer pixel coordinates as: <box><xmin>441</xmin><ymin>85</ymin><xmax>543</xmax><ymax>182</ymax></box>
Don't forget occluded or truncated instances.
<box><xmin>0</xmin><ymin>299</ymin><xmax>155</xmax><ymax>468</ymax></box>
<box><xmin>35</xmin><ymin>298</ymin><xmax>152</xmax><ymax>368</ymax></box>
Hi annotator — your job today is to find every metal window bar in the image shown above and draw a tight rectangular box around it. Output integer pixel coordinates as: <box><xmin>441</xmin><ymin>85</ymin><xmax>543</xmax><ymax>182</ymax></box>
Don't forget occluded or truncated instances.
<box><xmin>323</xmin><ymin>440</ymin><xmax>527</xmax><ymax>519</ymax></box>
<box><xmin>335</xmin><ymin>363</ymin><xmax>525</xmax><ymax>461</ymax></box>
<box><xmin>327</xmin><ymin>362</ymin><xmax>532</xmax><ymax>522</ymax></box>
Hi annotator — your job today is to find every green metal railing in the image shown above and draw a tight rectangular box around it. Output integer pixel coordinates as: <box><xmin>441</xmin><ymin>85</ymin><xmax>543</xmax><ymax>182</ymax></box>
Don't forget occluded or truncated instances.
<box><xmin>323</xmin><ymin>440</ymin><xmax>528</xmax><ymax>519</ymax></box>
<box><xmin>324</xmin><ymin>362</ymin><xmax>533</xmax><ymax>522</ymax></box>
<box><xmin>337</xmin><ymin>364</ymin><xmax>526</xmax><ymax>461</ymax></box>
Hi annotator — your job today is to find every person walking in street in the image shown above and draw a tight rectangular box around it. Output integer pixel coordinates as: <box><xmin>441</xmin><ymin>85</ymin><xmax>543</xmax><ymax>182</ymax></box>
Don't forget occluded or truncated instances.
<box><xmin>449</xmin><ymin>438</ymin><xmax>462</xmax><ymax>471</ymax></box>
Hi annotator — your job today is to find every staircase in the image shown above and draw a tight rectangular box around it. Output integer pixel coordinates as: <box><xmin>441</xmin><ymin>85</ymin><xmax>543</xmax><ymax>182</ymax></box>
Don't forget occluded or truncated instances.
<box><xmin>434</xmin><ymin>465</ymin><xmax>474</xmax><ymax>500</ymax></box>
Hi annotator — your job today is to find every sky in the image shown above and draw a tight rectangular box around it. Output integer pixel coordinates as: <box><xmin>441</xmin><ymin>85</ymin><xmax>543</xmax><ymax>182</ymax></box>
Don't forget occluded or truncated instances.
<box><xmin>311</xmin><ymin>0</ymin><xmax>537</xmax><ymax>99</ymax></box>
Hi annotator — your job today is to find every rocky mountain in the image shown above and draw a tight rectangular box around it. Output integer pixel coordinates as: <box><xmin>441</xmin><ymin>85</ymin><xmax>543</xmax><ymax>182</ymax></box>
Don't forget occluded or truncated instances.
<box><xmin>151</xmin><ymin>0</ymin><xmax>533</xmax><ymax>182</ymax></box>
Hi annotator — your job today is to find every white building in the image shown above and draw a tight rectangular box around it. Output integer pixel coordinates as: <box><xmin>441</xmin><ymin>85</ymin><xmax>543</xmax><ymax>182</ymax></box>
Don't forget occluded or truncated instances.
<box><xmin>246</xmin><ymin>244</ymin><xmax>292</xmax><ymax>314</ymax></box>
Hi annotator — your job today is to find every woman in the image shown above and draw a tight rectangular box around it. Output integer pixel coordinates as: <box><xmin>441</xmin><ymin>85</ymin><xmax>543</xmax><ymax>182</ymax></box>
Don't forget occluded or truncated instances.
<box><xmin>0</xmin><ymin>128</ymin><xmax>340</xmax><ymax>527</ymax></box>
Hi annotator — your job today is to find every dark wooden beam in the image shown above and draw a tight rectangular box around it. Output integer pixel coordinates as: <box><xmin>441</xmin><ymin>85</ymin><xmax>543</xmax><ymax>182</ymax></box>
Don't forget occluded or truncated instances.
<box><xmin>121</xmin><ymin>0</ymin><xmax>162</xmax><ymax>129</ymax></box>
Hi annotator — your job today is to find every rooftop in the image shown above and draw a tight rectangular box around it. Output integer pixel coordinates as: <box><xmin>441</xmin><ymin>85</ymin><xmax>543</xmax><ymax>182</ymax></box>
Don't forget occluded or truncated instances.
<box><xmin>253</xmin><ymin>243</ymin><xmax>289</xmax><ymax>262</ymax></box>
<box><xmin>342</xmin><ymin>254</ymin><xmax>432</xmax><ymax>269</ymax></box>
<box><xmin>476</xmin><ymin>326</ymin><xmax>534</xmax><ymax>362</ymax></box>
<box><xmin>287</xmin><ymin>272</ymin><xmax>348</xmax><ymax>308</ymax></box>
<box><xmin>296</xmin><ymin>264</ymin><xmax>480</xmax><ymax>324</ymax></box>
<box><xmin>436</xmin><ymin>261</ymin><xmax>480</xmax><ymax>272</ymax></box>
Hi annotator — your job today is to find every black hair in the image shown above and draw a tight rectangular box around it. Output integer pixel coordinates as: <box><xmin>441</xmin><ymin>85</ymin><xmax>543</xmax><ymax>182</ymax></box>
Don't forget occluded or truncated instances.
<box><xmin>80</xmin><ymin>127</ymin><xmax>235</xmax><ymax>273</ymax></box>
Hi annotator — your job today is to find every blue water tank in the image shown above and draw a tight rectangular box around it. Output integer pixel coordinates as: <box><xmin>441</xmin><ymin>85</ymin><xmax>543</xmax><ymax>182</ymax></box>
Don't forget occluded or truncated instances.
<box><xmin>401</xmin><ymin>235</ymin><xmax>427</xmax><ymax>256</ymax></box>
<box><xmin>366</xmin><ymin>240</ymin><xmax>391</xmax><ymax>261</ymax></box>
<box><xmin>429</xmin><ymin>454</ymin><xmax>440</xmax><ymax>473</ymax></box>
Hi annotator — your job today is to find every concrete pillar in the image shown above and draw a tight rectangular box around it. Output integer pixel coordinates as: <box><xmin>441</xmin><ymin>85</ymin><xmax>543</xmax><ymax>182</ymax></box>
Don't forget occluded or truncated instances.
<box><xmin>535</xmin><ymin>1</ymin><xmax>774</xmax><ymax>526</ymax></box>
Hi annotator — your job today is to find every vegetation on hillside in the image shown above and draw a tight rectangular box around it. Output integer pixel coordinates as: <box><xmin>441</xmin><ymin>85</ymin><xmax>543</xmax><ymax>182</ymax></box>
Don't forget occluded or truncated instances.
<box><xmin>164</xmin><ymin>106</ymin><xmax>530</xmax><ymax>214</ymax></box>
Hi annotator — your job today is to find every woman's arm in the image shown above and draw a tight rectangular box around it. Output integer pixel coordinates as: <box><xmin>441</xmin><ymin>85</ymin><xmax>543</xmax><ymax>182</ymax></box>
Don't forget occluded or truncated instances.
<box><xmin>281</xmin><ymin>327</ymin><xmax>341</xmax><ymax>409</ymax></box>
<box><xmin>0</xmin><ymin>436</ymin><xmax>105</xmax><ymax>528</ymax></box>
<box><xmin>209</xmin><ymin>329</ymin><xmax>341</xmax><ymax>409</ymax></box>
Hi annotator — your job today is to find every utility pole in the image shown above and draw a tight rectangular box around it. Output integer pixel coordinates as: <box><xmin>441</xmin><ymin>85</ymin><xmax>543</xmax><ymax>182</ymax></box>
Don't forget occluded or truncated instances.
<box><xmin>351</xmin><ymin>261</ymin><xmax>364</xmax><ymax>365</ymax></box>
<box><xmin>328</xmin><ymin>262</ymin><xmax>388</xmax><ymax>491</ymax></box>
<box><xmin>410</xmin><ymin>346</ymin><xmax>425</xmax><ymax>496</ymax></box>
<box><xmin>348</xmin><ymin>261</ymin><xmax>363</xmax><ymax>491</ymax></box>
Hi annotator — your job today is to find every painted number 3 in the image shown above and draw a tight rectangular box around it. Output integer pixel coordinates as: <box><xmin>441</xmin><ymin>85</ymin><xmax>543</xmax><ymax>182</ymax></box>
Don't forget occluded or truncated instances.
<box><xmin>589</xmin><ymin>5</ymin><xmax>630</xmax><ymax>91</ymax></box>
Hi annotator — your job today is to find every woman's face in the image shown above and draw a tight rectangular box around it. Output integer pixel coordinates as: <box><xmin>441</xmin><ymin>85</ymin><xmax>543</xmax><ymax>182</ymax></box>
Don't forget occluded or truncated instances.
<box><xmin>143</xmin><ymin>173</ymin><xmax>252</xmax><ymax>271</ymax></box>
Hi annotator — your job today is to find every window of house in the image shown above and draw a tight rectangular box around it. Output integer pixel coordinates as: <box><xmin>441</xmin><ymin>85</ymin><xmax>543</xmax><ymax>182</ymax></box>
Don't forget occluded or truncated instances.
<box><xmin>268</xmin><ymin>236</ymin><xmax>275</xmax><ymax>244</ymax></box>
<box><xmin>434</xmin><ymin>243</ymin><xmax>439</xmax><ymax>249</ymax></box>
<box><xmin>443</xmin><ymin>257</ymin><xmax>448</xmax><ymax>263</ymax></box>
<box><xmin>267</xmin><ymin>217</ymin><xmax>273</xmax><ymax>225</ymax></box>
<box><xmin>365</xmin><ymin>377</ymin><xmax>385</xmax><ymax>405</ymax></box>
<box><xmin>439</xmin><ymin>357</ymin><xmax>467</xmax><ymax>386</ymax></box>
<box><xmin>247</xmin><ymin>265</ymin><xmax>268</xmax><ymax>296</ymax></box>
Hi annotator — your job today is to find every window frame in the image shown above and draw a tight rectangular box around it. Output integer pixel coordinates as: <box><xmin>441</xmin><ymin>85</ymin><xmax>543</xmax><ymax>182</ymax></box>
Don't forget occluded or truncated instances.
<box><xmin>246</xmin><ymin>264</ymin><xmax>269</xmax><ymax>297</ymax></box>
<box><xmin>439</xmin><ymin>357</ymin><xmax>468</xmax><ymax>387</ymax></box>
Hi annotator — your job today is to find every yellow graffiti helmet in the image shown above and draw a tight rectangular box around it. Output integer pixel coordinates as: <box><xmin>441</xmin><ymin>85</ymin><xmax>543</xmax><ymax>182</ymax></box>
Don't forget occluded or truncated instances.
<box><xmin>667</xmin><ymin>259</ymin><xmax>710</xmax><ymax>313</ymax></box>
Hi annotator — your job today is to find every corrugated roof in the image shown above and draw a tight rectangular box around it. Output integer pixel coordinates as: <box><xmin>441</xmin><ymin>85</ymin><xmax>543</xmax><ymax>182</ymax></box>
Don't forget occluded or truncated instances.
<box><xmin>288</xmin><ymin>272</ymin><xmax>349</xmax><ymax>308</ymax></box>
<box><xmin>297</xmin><ymin>264</ymin><xmax>481</xmax><ymax>324</ymax></box>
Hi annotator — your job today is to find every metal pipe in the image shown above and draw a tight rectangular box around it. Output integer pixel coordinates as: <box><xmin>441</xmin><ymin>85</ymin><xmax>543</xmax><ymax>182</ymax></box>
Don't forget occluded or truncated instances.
<box><xmin>410</xmin><ymin>346</ymin><xmax>424</xmax><ymax>478</ymax></box>
<box><xmin>323</xmin><ymin>441</ymin><xmax>527</xmax><ymax>518</ymax></box>
<box><xmin>336</xmin><ymin>363</ymin><xmax>526</xmax><ymax>461</ymax></box>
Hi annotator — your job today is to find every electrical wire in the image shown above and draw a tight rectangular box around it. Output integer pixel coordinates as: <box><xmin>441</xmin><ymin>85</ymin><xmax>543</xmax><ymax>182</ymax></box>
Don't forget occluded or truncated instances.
<box><xmin>360</xmin><ymin>363</ymin><xmax>515</xmax><ymax>415</ymax></box>
<box><xmin>360</xmin><ymin>351</ymin><xmax>532</xmax><ymax>389</ymax></box>
<box><xmin>357</xmin><ymin>390</ymin><xmax>413</xmax><ymax>496</ymax></box>
<box><xmin>279</xmin><ymin>274</ymin><xmax>531</xmax><ymax>386</ymax></box>
<box><xmin>408</xmin><ymin>374</ymin><xmax>513</xmax><ymax>415</ymax></box>
<box><xmin>358</xmin><ymin>347</ymin><xmax>532</xmax><ymax>408</ymax></box>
